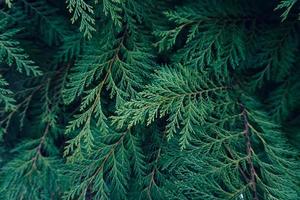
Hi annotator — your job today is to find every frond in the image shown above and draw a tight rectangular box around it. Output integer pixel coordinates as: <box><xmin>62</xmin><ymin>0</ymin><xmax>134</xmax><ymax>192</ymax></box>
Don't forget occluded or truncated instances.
<box><xmin>0</xmin><ymin>21</ymin><xmax>41</xmax><ymax>76</ymax></box>
<box><xmin>63</xmin><ymin>23</ymin><xmax>153</xmax><ymax>155</ymax></box>
<box><xmin>64</xmin><ymin>129</ymin><xmax>146</xmax><ymax>200</ymax></box>
<box><xmin>154</xmin><ymin>0</ymin><xmax>250</xmax><ymax>74</ymax></box>
<box><xmin>0</xmin><ymin>75</ymin><xmax>15</xmax><ymax>112</ymax></box>
<box><xmin>268</xmin><ymin>77</ymin><xmax>300</xmax><ymax>121</ymax></box>
<box><xmin>7</xmin><ymin>0</ymin><xmax>68</xmax><ymax>46</ymax></box>
<box><xmin>66</xmin><ymin>0</ymin><xmax>96</xmax><ymax>39</ymax></box>
<box><xmin>275</xmin><ymin>0</ymin><xmax>299</xmax><ymax>21</ymax></box>
<box><xmin>159</xmin><ymin>94</ymin><xmax>299</xmax><ymax>200</ymax></box>
<box><xmin>0</xmin><ymin>125</ymin><xmax>64</xmax><ymax>200</ymax></box>
<box><xmin>0</xmin><ymin>1</ymin><xmax>299</xmax><ymax>199</ymax></box>
<box><xmin>113</xmin><ymin>65</ymin><xmax>229</xmax><ymax>149</ymax></box>
<box><xmin>101</xmin><ymin>0</ymin><xmax>123</xmax><ymax>27</ymax></box>
<box><xmin>5</xmin><ymin>0</ymin><xmax>13</xmax><ymax>8</ymax></box>
<box><xmin>247</xmin><ymin>24</ymin><xmax>298</xmax><ymax>89</ymax></box>
<box><xmin>54</xmin><ymin>31</ymin><xmax>84</xmax><ymax>63</ymax></box>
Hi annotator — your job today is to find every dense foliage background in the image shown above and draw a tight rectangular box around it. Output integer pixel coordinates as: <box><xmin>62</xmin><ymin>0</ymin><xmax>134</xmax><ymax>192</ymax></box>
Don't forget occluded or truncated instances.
<box><xmin>0</xmin><ymin>0</ymin><xmax>299</xmax><ymax>199</ymax></box>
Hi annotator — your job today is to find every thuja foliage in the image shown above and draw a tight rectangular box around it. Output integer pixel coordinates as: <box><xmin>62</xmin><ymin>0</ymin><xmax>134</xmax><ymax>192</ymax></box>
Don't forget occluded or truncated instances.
<box><xmin>0</xmin><ymin>0</ymin><xmax>299</xmax><ymax>199</ymax></box>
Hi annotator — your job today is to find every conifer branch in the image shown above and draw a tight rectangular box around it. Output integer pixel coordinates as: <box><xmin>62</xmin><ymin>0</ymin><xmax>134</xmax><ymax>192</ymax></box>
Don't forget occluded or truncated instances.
<box><xmin>1</xmin><ymin>1</ymin><xmax>299</xmax><ymax>199</ymax></box>
<box><xmin>77</xmin><ymin>132</ymin><xmax>126</xmax><ymax>199</ymax></box>
<box><xmin>30</xmin><ymin>122</ymin><xmax>50</xmax><ymax>170</ymax></box>
<box><xmin>64</xmin><ymin>26</ymin><xmax>128</xmax><ymax>155</ymax></box>
<box><xmin>241</xmin><ymin>106</ymin><xmax>259</xmax><ymax>200</ymax></box>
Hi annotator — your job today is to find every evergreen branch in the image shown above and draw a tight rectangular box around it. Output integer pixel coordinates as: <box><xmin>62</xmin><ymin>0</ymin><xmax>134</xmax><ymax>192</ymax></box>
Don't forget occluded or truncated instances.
<box><xmin>113</xmin><ymin>66</ymin><xmax>228</xmax><ymax>148</ymax></box>
<box><xmin>0</xmin><ymin>27</ymin><xmax>41</xmax><ymax>76</ymax></box>
<box><xmin>0</xmin><ymin>75</ymin><xmax>15</xmax><ymax>112</ymax></box>
<box><xmin>246</xmin><ymin>23</ymin><xmax>298</xmax><ymax>92</ymax></box>
<box><xmin>55</xmin><ymin>32</ymin><xmax>84</xmax><ymax>63</ymax></box>
<box><xmin>0</xmin><ymin>84</ymin><xmax>41</xmax><ymax>133</ymax></box>
<box><xmin>28</xmin><ymin>122</ymin><xmax>51</xmax><ymax>173</ymax></box>
<box><xmin>64</xmin><ymin>129</ymin><xmax>145</xmax><ymax>199</ymax></box>
<box><xmin>0</xmin><ymin>116</ymin><xmax>63</xmax><ymax>200</ymax></box>
<box><xmin>241</xmin><ymin>105</ymin><xmax>258</xmax><ymax>200</ymax></box>
<box><xmin>65</xmin><ymin>28</ymin><xmax>127</xmax><ymax>156</ymax></box>
<box><xmin>5</xmin><ymin>0</ymin><xmax>13</xmax><ymax>8</ymax></box>
<box><xmin>66</xmin><ymin>0</ymin><xmax>96</xmax><ymax>39</ymax></box>
<box><xmin>77</xmin><ymin>133</ymin><xmax>126</xmax><ymax>200</ymax></box>
<box><xmin>268</xmin><ymin>77</ymin><xmax>300</xmax><ymax>121</ymax></box>
<box><xmin>101</xmin><ymin>0</ymin><xmax>123</xmax><ymax>27</ymax></box>
<box><xmin>0</xmin><ymin>1</ymin><xmax>299</xmax><ymax>199</ymax></box>
<box><xmin>146</xmin><ymin>147</ymin><xmax>162</xmax><ymax>200</ymax></box>
<box><xmin>3</xmin><ymin>0</ymin><xmax>69</xmax><ymax>46</ymax></box>
<box><xmin>275</xmin><ymin>0</ymin><xmax>299</xmax><ymax>21</ymax></box>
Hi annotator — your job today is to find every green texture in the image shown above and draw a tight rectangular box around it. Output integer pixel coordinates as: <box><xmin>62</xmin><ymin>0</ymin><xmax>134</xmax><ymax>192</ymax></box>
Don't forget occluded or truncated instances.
<box><xmin>0</xmin><ymin>0</ymin><xmax>299</xmax><ymax>199</ymax></box>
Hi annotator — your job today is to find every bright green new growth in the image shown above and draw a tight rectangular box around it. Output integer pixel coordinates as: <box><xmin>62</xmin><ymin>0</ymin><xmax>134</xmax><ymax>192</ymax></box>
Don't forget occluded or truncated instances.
<box><xmin>0</xmin><ymin>0</ymin><xmax>299</xmax><ymax>200</ymax></box>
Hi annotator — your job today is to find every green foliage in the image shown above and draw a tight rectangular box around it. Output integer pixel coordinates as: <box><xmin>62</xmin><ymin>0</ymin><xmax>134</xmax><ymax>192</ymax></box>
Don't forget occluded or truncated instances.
<box><xmin>63</xmin><ymin>23</ymin><xmax>153</xmax><ymax>157</ymax></box>
<box><xmin>268</xmin><ymin>76</ymin><xmax>300</xmax><ymax>122</ymax></box>
<box><xmin>113</xmin><ymin>65</ymin><xmax>229</xmax><ymax>149</ymax></box>
<box><xmin>275</xmin><ymin>0</ymin><xmax>299</xmax><ymax>21</ymax></box>
<box><xmin>154</xmin><ymin>0</ymin><xmax>249</xmax><ymax>75</ymax></box>
<box><xmin>20</xmin><ymin>0</ymin><xmax>68</xmax><ymax>45</ymax></box>
<box><xmin>5</xmin><ymin>0</ymin><xmax>13</xmax><ymax>8</ymax></box>
<box><xmin>0</xmin><ymin>0</ymin><xmax>300</xmax><ymax>200</ymax></box>
<box><xmin>67</xmin><ymin>0</ymin><xmax>96</xmax><ymax>39</ymax></box>
<box><xmin>0</xmin><ymin>130</ymin><xmax>65</xmax><ymax>200</ymax></box>
<box><xmin>54</xmin><ymin>31</ymin><xmax>84</xmax><ymax>63</ymax></box>
<box><xmin>0</xmin><ymin>75</ymin><xmax>15</xmax><ymax>112</ymax></box>
<box><xmin>0</xmin><ymin>17</ymin><xmax>41</xmax><ymax>76</ymax></box>
<box><xmin>64</xmin><ymin>129</ymin><xmax>145</xmax><ymax>200</ymax></box>
<box><xmin>247</xmin><ymin>24</ymin><xmax>298</xmax><ymax>89</ymax></box>
<box><xmin>101</xmin><ymin>0</ymin><xmax>123</xmax><ymax>27</ymax></box>
<box><xmin>162</xmin><ymin>95</ymin><xmax>299</xmax><ymax>200</ymax></box>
